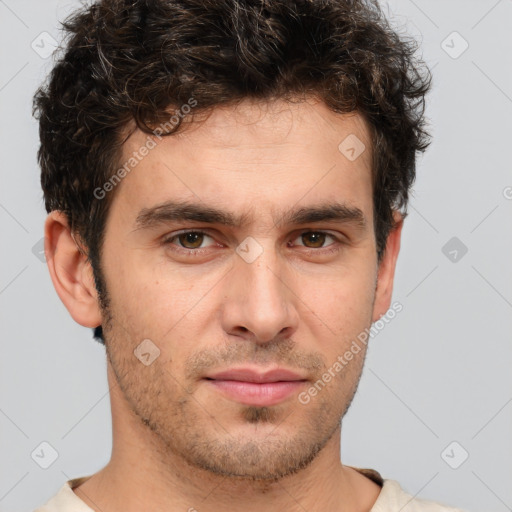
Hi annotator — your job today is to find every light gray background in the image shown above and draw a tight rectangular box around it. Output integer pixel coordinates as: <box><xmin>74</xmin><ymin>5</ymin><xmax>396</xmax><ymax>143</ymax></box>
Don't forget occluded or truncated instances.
<box><xmin>1</xmin><ymin>0</ymin><xmax>511</xmax><ymax>511</ymax></box>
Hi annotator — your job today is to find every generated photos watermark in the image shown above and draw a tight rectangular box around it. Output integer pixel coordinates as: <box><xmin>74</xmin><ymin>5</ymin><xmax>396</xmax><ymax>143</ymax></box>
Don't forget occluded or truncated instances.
<box><xmin>93</xmin><ymin>97</ymin><xmax>198</xmax><ymax>200</ymax></box>
<box><xmin>298</xmin><ymin>301</ymin><xmax>403</xmax><ymax>405</ymax></box>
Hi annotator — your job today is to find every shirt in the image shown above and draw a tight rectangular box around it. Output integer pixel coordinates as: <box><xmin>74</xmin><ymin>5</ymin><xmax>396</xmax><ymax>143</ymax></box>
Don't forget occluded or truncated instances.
<box><xmin>33</xmin><ymin>467</ymin><xmax>466</xmax><ymax>512</ymax></box>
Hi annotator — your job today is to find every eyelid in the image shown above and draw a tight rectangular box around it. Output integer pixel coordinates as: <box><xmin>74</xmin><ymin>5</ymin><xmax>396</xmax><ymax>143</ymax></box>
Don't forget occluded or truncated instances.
<box><xmin>162</xmin><ymin>228</ymin><xmax>344</xmax><ymax>252</ymax></box>
<box><xmin>162</xmin><ymin>229</ymin><xmax>217</xmax><ymax>248</ymax></box>
<box><xmin>290</xmin><ymin>230</ymin><xmax>339</xmax><ymax>247</ymax></box>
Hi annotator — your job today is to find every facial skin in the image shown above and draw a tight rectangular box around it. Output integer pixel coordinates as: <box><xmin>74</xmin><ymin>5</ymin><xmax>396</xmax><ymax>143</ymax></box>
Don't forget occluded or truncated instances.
<box><xmin>45</xmin><ymin>96</ymin><xmax>402</xmax><ymax>512</ymax></box>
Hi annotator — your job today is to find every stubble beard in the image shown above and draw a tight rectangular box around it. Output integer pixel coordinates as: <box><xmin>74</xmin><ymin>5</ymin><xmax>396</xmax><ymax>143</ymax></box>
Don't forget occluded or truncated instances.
<box><xmin>96</xmin><ymin>271</ymin><xmax>366</xmax><ymax>484</ymax></box>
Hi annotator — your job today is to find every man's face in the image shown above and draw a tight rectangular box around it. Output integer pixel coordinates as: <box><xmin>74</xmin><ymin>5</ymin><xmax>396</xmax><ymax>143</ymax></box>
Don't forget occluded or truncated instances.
<box><xmin>98</xmin><ymin>98</ymin><xmax>387</xmax><ymax>480</ymax></box>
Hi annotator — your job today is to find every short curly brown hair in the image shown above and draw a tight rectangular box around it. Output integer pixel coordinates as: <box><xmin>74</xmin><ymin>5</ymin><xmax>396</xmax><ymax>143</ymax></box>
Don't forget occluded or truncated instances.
<box><xmin>33</xmin><ymin>0</ymin><xmax>432</xmax><ymax>344</ymax></box>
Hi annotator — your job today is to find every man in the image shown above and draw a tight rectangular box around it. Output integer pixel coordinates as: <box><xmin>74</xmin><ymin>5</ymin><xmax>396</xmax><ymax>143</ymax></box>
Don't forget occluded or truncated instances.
<box><xmin>32</xmin><ymin>0</ymin><xmax>465</xmax><ymax>510</ymax></box>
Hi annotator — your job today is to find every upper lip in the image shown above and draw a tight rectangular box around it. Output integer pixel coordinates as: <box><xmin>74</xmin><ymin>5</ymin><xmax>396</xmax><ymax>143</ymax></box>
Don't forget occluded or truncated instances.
<box><xmin>205</xmin><ymin>368</ymin><xmax>307</xmax><ymax>383</ymax></box>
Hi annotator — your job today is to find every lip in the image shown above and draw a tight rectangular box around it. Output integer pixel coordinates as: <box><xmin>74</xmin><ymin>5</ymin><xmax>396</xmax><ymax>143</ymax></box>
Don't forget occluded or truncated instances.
<box><xmin>204</xmin><ymin>367</ymin><xmax>308</xmax><ymax>406</ymax></box>
<box><xmin>207</xmin><ymin>368</ymin><xmax>306</xmax><ymax>383</ymax></box>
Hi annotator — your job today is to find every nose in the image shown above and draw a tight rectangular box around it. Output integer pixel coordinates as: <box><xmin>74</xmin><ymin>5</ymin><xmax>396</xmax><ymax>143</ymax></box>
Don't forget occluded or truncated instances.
<box><xmin>220</xmin><ymin>244</ymin><xmax>299</xmax><ymax>344</ymax></box>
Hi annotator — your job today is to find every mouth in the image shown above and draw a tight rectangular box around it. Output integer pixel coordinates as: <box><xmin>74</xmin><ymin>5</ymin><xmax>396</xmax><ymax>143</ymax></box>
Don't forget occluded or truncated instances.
<box><xmin>203</xmin><ymin>367</ymin><xmax>308</xmax><ymax>407</ymax></box>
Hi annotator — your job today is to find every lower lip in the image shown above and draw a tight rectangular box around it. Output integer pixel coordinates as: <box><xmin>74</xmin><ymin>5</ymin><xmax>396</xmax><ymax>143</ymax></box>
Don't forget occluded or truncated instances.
<box><xmin>206</xmin><ymin>379</ymin><xmax>306</xmax><ymax>406</ymax></box>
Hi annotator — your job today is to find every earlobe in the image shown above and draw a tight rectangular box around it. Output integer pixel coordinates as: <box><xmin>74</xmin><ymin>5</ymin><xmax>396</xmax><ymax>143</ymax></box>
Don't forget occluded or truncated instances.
<box><xmin>372</xmin><ymin>211</ymin><xmax>403</xmax><ymax>323</ymax></box>
<box><xmin>44</xmin><ymin>211</ymin><xmax>102</xmax><ymax>328</ymax></box>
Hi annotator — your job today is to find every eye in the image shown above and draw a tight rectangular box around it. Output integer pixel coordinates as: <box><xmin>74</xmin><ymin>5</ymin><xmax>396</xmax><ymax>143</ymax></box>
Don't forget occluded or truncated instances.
<box><xmin>163</xmin><ymin>230</ymin><xmax>216</xmax><ymax>250</ymax></box>
<box><xmin>292</xmin><ymin>231</ymin><xmax>338</xmax><ymax>249</ymax></box>
<box><xmin>161</xmin><ymin>229</ymin><xmax>342</xmax><ymax>259</ymax></box>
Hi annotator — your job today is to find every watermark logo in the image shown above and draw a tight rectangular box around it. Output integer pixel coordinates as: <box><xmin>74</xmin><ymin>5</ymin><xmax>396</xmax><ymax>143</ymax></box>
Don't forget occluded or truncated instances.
<box><xmin>31</xmin><ymin>32</ymin><xmax>58</xmax><ymax>59</ymax></box>
<box><xmin>338</xmin><ymin>134</ymin><xmax>366</xmax><ymax>162</ymax></box>
<box><xmin>441</xmin><ymin>441</ymin><xmax>469</xmax><ymax>469</ymax></box>
<box><xmin>31</xmin><ymin>441</ymin><xmax>59</xmax><ymax>469</ymax></box>
<box><xmin>441</xmin><ymin>31</ymin><xmax>469</xmax><ymax>60</ymax></box>
<box><xmin>236</xmin><ymin>236</ymin><xmax>264</xmax><ymax>263</ymax></box>
<box><xmin>442</xmin><ymin>236</ymin><xmax>468</xmax><ymax>263</ymax></box>
<box><xmin>31</xmin><ymin>236</ymin><xmax>47</xmax><ymax>262</ymax></box>
<box><xmin>134</xmin><ymin>339</ymin><xmax>161</xmax><ymax>366</ymax></box>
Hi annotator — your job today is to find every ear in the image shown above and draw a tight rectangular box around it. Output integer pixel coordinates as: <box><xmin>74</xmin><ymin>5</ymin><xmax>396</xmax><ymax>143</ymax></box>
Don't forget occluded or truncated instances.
<box><xmin>372</xmin><ymin>210</ymin><xmax>403</xmax><ymax>322</ymax></box>
<box><xmin>44</xmin><ymin>211</ymin><xmax>102</xmax><ymax>328</ymax></box>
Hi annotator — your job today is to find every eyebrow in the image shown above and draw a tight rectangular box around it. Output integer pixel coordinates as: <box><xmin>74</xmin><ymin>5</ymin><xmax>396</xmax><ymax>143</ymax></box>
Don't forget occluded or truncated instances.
<box><xmin>133</xmin><ymin>200</ymin><xmax>367</xmax><ymax>232</ymax></box>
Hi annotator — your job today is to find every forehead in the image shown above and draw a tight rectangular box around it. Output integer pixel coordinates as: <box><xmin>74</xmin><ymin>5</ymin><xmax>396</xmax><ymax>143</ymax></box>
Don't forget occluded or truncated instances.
<box><xmin>163</xmin><ymin>97</ymin><xmax>372</xmax><ymax>163</ymax></box>
<box><xmin>110</xmin><ymin>97</ymin><xmax>374</xmax><ymax>228</ymax></box>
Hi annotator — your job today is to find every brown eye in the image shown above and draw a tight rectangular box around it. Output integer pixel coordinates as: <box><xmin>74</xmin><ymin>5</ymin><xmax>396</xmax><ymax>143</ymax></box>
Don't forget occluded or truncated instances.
<box><xmin>300</xmin><ymin>232</ymin><xmax>328</xmax><ymax>248</ymax></box>
<box><xmin>177</xmin><ymin>232</ymin><xmax>205</xmax><ymax>249</ymax></box>
<box><xmin>163</xmin><ymin>230</ymin><xmax>218</xmax><ymax>258</ymax></box>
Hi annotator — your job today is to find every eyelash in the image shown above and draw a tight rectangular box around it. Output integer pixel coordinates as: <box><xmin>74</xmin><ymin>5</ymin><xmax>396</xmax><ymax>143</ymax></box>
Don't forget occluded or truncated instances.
<box><xmin>161</xmin><ymin>230</ymin><xmax>343</xmax><ymax>257</ymax></box>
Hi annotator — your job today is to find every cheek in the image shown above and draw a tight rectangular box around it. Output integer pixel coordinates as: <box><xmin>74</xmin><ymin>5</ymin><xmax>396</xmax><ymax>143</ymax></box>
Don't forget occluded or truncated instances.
<box><xmin>104</xmin><ymin>255</ymin><xmax>221</xmax><ymax>352</ymax></box>
<box><xmin>296</xmin><ymin>267</ymin><xmax>376</xmax><ymax>366</ymax></box>
<box><xmin>301</xmin><ymin>265</ymin><xmax>376</xmax><ymax>323</ymax></box>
